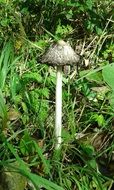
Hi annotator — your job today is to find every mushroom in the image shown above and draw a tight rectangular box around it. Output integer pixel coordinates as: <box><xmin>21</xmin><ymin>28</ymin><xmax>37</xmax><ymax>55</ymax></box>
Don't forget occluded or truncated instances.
<box><xmin>42</xmin><ymin>40</ymin><xmax>79</xmax><ymax>149</ymax></box>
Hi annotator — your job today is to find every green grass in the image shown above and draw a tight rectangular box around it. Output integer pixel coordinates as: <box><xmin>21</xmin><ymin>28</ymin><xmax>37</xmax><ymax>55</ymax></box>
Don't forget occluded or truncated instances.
<box><xmin>0</xmin><ymin>40</ymin><xmax>114</xmax><ymax>189</ymax></box>
<box><xmin>0</xmin><ymin>1</ymin><xmax>114</xmax><ymax>188</ymax></box>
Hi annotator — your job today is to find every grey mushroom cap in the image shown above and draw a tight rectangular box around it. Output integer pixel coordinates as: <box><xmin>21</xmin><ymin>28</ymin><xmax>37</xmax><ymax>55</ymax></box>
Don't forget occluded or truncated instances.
<box><xmin>41</xmin><ymin>40</ymin><xmax>80</xmax><ymax>66</ymax></box>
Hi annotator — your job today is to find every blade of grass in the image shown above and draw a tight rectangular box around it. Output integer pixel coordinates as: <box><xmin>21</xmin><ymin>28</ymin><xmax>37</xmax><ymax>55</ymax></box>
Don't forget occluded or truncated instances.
<box><xmin>0</xmin><ymin>89</ymin><xmax>7</xmax><ymax>129</ymax></box>
<box><xmin>6</xmin><ymin>143</ymin><xmax>64</xmax><ymax>190</ymax></box>
<box><xmin>33</xmin><ymin>141</ymin><xmax>51</xmax><ymax>176</ymax></box>
<box><xmin>0</xmin><ymin>41</ymin><xmax>13</xmax><ymax>89</ymax></box>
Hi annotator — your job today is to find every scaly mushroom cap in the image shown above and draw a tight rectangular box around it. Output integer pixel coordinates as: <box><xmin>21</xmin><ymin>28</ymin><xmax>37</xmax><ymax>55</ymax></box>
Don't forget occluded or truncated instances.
<box><xmin>41</xmin><ymin>40</ymin><xmax>80</xmax><ymax>66</ymax></box>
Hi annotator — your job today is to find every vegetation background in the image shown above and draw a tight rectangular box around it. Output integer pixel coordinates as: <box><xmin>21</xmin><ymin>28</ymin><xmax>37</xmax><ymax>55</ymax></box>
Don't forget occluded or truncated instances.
<box><xmin>0</xmin><ymin>0</ymin><xmax>114</xmax><ymax>189</ymax></box>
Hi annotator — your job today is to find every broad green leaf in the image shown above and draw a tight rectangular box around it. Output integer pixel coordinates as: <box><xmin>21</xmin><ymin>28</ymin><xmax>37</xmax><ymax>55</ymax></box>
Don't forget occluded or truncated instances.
<box><xmin>102</xmin><ymin>63</ymin><xmax>114</xmax><ymax>90</ymax></box>
<box><xmin>86</xmin><ymin>71</ymin><xmax>103</xmax><ymax>83</ymax></box>
<box><xmin>109</xmin><ymin>91</ymin><xmax>114</xmax><ymax>109</ymax></box>
<box><xmin>0</xmin><ymin>163</ymin><xmax>27</xmax><ymax>190</ymax></box>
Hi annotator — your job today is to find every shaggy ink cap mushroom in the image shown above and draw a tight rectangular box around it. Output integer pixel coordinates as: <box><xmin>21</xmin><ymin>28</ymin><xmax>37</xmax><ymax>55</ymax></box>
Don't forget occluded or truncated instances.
<box><xmin>41</xmin><ymin>40</ymin><xmax>80</xmax><ymax>66</ymax></box>
<box><xmin>41</xmin><ymin>40</ymin><xmax>79</xmax><ymax>149</ymax></box>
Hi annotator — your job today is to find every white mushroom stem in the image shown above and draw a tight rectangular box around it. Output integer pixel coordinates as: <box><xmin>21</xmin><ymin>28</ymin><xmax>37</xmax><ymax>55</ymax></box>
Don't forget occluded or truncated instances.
<box><xmin>55</xmin><ymin>65</ymin><xmax>62</xmax><ymax>149</ymax></box>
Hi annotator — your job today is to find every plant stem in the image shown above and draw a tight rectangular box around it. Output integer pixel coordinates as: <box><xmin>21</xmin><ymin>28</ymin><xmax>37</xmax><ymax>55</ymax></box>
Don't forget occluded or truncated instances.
<box><xmin>55</xmin><ymin>65</ymin><xmax>62</xmax><ymax>149</ymax></box>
